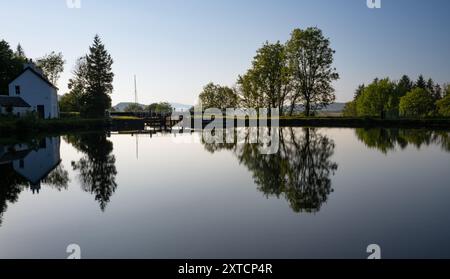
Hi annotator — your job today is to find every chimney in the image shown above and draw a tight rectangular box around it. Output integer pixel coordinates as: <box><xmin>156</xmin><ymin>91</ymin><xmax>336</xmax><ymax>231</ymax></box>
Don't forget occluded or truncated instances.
<box><xmin>23</xmin><ymin>59</ymin><xmax>44</xmax><ymax>77</ymax></box>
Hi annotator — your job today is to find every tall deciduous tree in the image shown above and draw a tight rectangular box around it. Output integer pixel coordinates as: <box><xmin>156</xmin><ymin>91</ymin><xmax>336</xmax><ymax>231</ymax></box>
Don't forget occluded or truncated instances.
<box><xmin>60</xmin><ymin>57</ymin><xmax>88</xmax><ymax>112</ymax></box>
<box><xmin>245</xmin><ymin>41</ymin><xmax>290</xmax><ymax>114</ymax></box>
<box><xmin>36</xmin><ymin>51</ymin><xmax>65</xmax><ymax>85</ymax></box>
<box><xmin>285</xmin><ymin>27</ymin><xmax>339</xmax><ymax>116</ymax></box>
<box><xmin>82</xmin><ymin>35</ymin><xmax>114</xmax><ymax>118</ymax></box>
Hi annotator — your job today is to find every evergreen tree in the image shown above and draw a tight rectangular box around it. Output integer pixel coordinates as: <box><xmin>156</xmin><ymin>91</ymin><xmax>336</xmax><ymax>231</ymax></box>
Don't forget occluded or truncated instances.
<box><xmin>397</xmin><ymin>75</ymin><xmax>413</xmax><ymax>97</ymax></box>
<box><xmin>82</xmin><ymin>35</ymin><xmax>114</xmax><ymax>118</ymax></box>
<box><xmin>354</xmin><ymin>84</ymin><xmax>365</xmax><ymax>99</ymax></box>
<box><xmin>0</xmin><ymin>40</ymin><xmax>23</xmax><ymax>95</ymax></box>
<box><xmin>15</xmin><ymin>43</ymin><xmax>26</xmax><ymax>60</ymax></box>
<box><xmin>415</xmin><ymin>75</ymin><xmax>427</xmax><ymax>89</ymax></box>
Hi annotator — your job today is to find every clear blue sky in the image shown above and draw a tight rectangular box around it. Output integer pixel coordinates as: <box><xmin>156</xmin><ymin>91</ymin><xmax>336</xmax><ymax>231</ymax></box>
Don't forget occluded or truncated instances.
<box><xmin>1</xmin><ymin>0</ymin><xmax>449</xmax><ymax>105</ymax></box>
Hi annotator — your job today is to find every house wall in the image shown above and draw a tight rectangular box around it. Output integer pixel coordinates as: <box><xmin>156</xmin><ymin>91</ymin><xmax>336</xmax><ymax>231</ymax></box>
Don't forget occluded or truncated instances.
<box><xmin>12</xmin><ymin>137</ymin><xmax>61</xmax><ymax>184</ymax></box>
<box><xmin>8</xmin><ymin>70</ymin><xmax>59</xmax><ymax>119</ymax></box>
<box><xmin>0</xmin><ymin>106</ymin><xmax>31</xmax><ymax>117</ymax></box>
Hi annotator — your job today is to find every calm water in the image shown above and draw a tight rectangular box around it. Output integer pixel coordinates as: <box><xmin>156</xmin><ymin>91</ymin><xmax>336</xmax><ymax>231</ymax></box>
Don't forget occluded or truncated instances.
<box><xmin>0</xmin><ymin>127</ymin><xmax>449</xmax><ymax>259</ymax></box>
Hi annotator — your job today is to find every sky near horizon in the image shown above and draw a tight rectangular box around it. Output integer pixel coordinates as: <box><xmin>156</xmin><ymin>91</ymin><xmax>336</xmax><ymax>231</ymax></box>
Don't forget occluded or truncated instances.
<box><xmin>1</xmin><ymin>0</ymin><xmax>449</xmax><ymax>105</ymax></box>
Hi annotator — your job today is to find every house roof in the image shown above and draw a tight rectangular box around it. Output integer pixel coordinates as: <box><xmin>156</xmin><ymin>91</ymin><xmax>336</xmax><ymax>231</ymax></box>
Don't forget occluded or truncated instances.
<box><xmin>0</xmin><ymin>96</ymin><xmax>31</xmax><ymax>108</ymax></box>
<box><xmin>0</xmin><ymin>149</ymin><xmax>32</xmax><ymax>164</ymax></box>
<box><xmin>8</xmin><ymin>67</ymin><xmax>58</xmax><ymax>90</ymax></box>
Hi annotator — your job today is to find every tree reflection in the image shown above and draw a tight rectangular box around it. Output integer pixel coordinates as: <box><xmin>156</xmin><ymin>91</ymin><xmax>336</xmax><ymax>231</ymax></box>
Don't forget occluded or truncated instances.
<box><xmin>202</xmin><ymin>127</ymin><xmax>338</xmax><ymax>213</ymax></box>
<box><xmin>43</xmin><ymin>165</ymin><xmax>70</xmax><ymax>191</ymax></box>
<box><xmin>0</xmin><ymin>164</ymin><xmax>25</xmax><ymax>226</ymax></box>
<box><xmin>355</xmin><ymin>128</ymin><xmax>450</xmax><ymax>154</ymax></box>
<box><xmin>66</xmin><ymin>133</ymin><xmax>118</xmax><ymax>212</ymax></box>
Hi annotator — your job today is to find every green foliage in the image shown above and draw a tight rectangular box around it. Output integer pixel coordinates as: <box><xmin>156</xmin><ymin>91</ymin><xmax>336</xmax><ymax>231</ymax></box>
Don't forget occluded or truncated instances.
<box><xmin>399</xmin><ymin>88</ymin><xmax>436</xmax><ymax>117</ymax></box>
<box><xmin>0</xmin><ymin>40</ymin><xmax>24</xmax><ymax>94</ymax></box>
<box><xmin>199</xmin><ymin>83</ymin><xmax>238</xmax><ymax>110</ymax></box>
<box><xmin>356</xmin><ymin>78</ymin><xmax>398</xmax><ymax>118</ymax></box>
<box><xmin>436</xmin><ymin>93</ymin><xmax>450</xmax><ymax>117</ymax></box>
<box><xmin>285</xmin><ymin>27</ymin><xmax>339</xmax><ymax>116</ymax></box>
<box><xmin>36</xmin><ymin>51</ymin><xmax>65</xmax><ymax>85</ymax></box>
<box><xmin>237</xmin><ymin>42</ymin><xmax>290</xmax><ymax>113</ymax></box>
<box><xmin>15</xmin><ymin>44</ymin><xmax>27</xmax><ymax>60</ymax></box>
<box><xmin>342</xmin><ymin>101</ymin><xmax>357</xmax><ymax>117</ymax></box>
<box><xmin>415</xmin><ymin>75</ymin><xmax>427</xmax><ymax>89</ymax></box>
<box><xmin>396</xmin><ymin>75</ymin><xmax>413</xmax><ymax>97</ymax></box>
<box><xmin>60</xmin><ymin>57</ymin><xmax>88</xmax><ymax>113</ymax></box>
<box><xmin>81</xmin><ymin>35</ymin><xmax>114</xmax><ymax>118</ymax></box>
<box><xmin>199</xmin><ymin>27</ymin><xmax>339</xmax><ymax>116</ymax></box>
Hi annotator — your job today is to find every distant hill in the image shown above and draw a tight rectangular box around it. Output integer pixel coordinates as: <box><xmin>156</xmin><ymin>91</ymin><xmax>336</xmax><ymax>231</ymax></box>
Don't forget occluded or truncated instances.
<box><xmin>112</xmin><ymin>102</ymin><xmax>192</xmax><ymax>112</ymax></box>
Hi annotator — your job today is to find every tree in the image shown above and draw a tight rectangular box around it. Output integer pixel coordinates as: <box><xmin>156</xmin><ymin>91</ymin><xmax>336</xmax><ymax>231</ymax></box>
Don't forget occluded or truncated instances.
<box><xmin>415</xmin><ymin>75</ymin><xmax>427</xmax><ymax>89</ymax></box>
<box><xmin>285</xmin><ymin>27</ymin><xmax>339</xmax><ymax>116</ymax></box>
<box><xmin>356</xmin><ymin>78</ymin><xmax>398</xmax><ymax>118</ymax></box>
<box><xmin>240</xmin><ymin>42</ymin><xmax>290</xmax><ymax>114</ymax></box>
<box><xmin>81</xmin><ymin>35</ymin><xmax>114</xmax><ymax>118</ymax></box>
<box><xmin>15</xmin><ymin>43</ymin><xmax>27</xmax><ymax>60</ymax></box>
<box><xmin>342</xmin><ymin>101</ymin><xmax>357</xmax><ymax>117</ymax></box>
<box><xmin>237</xmin><ymin>70</ymin><xmax>265</xmax><ymax>109</ymax></box>
<box><xmin>36</xmin><ymin>51</ymin><xmax>65</xmax><ymax>85</ymax></box>
<box><xmin>60</xmin><ymin>57</ymin><xmax>88</xmax><ymax>112</ymax></box>
<box><xmin>199</xmin><ymin>82</ymin><xmax>238</xmax><ymax>110</ymax></box>
<box><xmin>396</xmin><ymin>75</ymin><xmax>413</xmax><ymax>97</ymax></box>
<box><xmin>436</xmin><ymin>93</ymin><xmax>450</xmax><ymax>117</ymax></box>
<box><xmin>399</xmin><ymin>88</ymin><xmax>435</xmax><ymax>117</ymax></box>
<box><xmin>354</xmin><ymin>84</ymin><xmax>365</xmax><ymax>99</ymax></box>
<box><xmin>0</xmin><ymin>40</ymin><xmax>23</xmax><ymax>95</ymax></box>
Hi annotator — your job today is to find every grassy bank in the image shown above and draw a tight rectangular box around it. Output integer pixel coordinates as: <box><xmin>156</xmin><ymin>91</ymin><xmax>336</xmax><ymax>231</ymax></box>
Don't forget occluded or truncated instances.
<box><xmin>0</xmin><ymin>117</ymin><xmax>109</xmax><ymax>136</ymax></box>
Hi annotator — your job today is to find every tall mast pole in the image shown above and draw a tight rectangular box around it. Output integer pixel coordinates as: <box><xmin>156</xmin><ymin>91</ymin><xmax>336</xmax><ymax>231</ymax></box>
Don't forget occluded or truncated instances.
<box><xmin>134</xmin><ymin>75</ymin><xmax>138</xmax><ymax>105</ymax></box>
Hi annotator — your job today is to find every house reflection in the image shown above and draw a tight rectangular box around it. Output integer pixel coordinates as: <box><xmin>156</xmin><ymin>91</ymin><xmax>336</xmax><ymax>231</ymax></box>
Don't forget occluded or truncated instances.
<box><xmin>0</xmin><ymin>137</ymin><xmax>68</xmax><ymax>225</ymax></box>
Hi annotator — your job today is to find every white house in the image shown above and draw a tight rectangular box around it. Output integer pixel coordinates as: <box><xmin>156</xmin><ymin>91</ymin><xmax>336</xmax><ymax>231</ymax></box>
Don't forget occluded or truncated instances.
<box><xmin>1</xmin><ymin>60</ymin><xmax>59</xmax><ymax>119</ymax></box>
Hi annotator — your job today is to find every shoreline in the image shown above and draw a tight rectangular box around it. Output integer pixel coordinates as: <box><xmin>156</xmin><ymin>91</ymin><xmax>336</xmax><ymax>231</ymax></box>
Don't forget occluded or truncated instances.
<box><xmin>1</xmin><ymin>117</ymin><xmax>449</xmax><ymax>139</ymax></box>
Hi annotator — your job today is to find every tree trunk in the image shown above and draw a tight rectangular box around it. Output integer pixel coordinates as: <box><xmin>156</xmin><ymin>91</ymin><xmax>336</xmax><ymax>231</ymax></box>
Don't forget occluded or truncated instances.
<box><xmin>305</xmin><ymin>99</ymin><xmax>311</xmax><ymax>117</ymax></box>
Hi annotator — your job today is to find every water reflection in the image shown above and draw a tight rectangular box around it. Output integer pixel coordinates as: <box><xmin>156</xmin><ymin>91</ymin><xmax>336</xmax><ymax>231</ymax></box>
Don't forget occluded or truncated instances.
<box><xmin>0</xmin><ymin>137</ymin><xmax>67</xmax><ymax>225</ymax></box>
<box><xmin>65</xmin><ymin>133</ymin><xmax>118</xmax><ymax>212</ymax></box>
<box><xmin>202</xmin><ymin>127</ymin><xmax>338</xmax><ymax>213</ymax></box>
<box><xmin>355</xmin><ymin>128</ymin><xmax>450</xmax><ymax>154</ymax></box>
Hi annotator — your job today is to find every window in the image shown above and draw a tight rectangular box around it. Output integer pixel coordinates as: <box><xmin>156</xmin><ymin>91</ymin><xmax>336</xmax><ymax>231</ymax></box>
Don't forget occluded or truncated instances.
<box><xmin>15</xmin><ymin>85</ymin><xmax>21</xmax><ymax>95</ymax></box>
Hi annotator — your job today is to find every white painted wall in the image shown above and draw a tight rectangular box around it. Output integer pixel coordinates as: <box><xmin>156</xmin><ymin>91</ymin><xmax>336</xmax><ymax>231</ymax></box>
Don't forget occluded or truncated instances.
<box><xmin>8</xmin><ymin>70</ymin><xmax>59</xmax><ymax>119</ymax></box>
